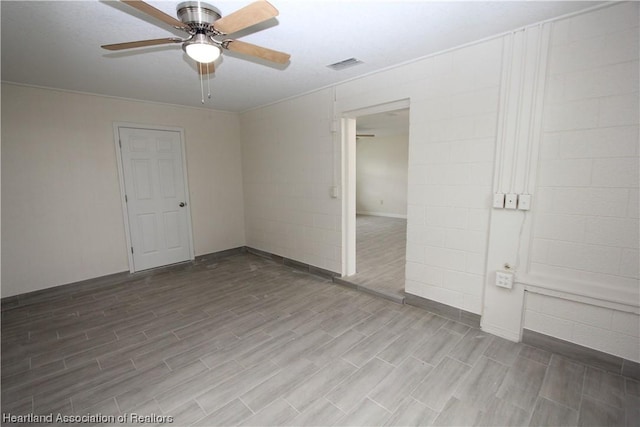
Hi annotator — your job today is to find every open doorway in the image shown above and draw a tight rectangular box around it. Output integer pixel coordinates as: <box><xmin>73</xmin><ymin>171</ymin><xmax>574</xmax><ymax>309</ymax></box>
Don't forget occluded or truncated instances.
<box><xmin>342</xmin><ymin>107</ymin><xmax>410</xmax><ymax>300</ymax></box>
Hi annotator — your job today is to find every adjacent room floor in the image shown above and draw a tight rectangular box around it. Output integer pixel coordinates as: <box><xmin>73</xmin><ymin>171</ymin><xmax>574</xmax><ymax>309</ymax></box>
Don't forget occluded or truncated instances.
<box><xmin>1</xmin><ymin>253</ymin><xmax>638</xmax><ymax>426</ymax></box>
<box><xmin>345</xmin><ymin>215</ymin><xmax>407</xmax><ymax>300</ymax></box>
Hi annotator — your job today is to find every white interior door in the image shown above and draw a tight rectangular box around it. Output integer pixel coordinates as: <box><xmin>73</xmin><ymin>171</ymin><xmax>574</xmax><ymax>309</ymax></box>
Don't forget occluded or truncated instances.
<box><xmin>118</xmin><ymin>126</ymin><xmax>192</xmax><ymax>271</ymax></box>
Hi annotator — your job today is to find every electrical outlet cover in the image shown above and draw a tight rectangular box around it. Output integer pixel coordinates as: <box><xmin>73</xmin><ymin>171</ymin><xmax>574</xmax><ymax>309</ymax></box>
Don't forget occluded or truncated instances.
<box><xmin>518</xmin><ymin>194</ymin><xmax>531</xmax><ymax>210</ymax></box>
<box><xmin>505</xmin><ymin>193</ymin><xmax>518</xmax><ymax>209</ymax></box>
<box><xmin>493</xmin><ymin>193</ymin><xmax>505</xmax><ymax>209</ymax></box>
<box><xmin>496</xmin><ymin>270</ymin><xmax>514</xmax><ymax>289</ymax></box>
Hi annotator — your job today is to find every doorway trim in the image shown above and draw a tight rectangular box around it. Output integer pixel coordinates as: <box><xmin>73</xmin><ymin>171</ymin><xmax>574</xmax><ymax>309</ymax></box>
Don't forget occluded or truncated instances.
<box><xmin>340</xmin><ymin>99</ymin><xmax>410</xmax><ymax>277</ymax></box>
<box><xmin>113</xmin><ymin>122</ymin><xmax>195</xmax><ymax>273</ymax></box>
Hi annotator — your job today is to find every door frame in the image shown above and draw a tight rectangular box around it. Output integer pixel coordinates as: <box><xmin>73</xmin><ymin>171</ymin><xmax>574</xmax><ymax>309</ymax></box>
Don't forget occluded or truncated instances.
<box><xmin>113</xmin><ymin>122</ymin><xmax>195</xmax><ymax>273</ymax></box>
<box><xmin>340</xmin><ymin>99</ymin><xmax>410</xmax><ymax>277</ymax></box>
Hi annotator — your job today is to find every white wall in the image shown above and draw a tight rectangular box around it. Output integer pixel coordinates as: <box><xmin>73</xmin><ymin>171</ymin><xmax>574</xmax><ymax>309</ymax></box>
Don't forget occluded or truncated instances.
<box><xmin>335</xmin><ymin>39</ymin><xmax>502</xmax><ymax>314</ymax></box>
<box><xmin>532</xmin><ymin>2</ymin><xmax>638</xmax><ymax>290</ymax></box>
<box><xmin>1</xmin><ymin>83</ymin><xmax>246</xmax><ymax>297</ymax></box>
<box><xmin>240</xmin><ymin>89</ymin><xmax>341</xmax><ymax>273</ymax></box>
<box><xmin>242</xmin><ymin>38</ymin><xmax>503</xmax><ymax>313</ymax></box>
<box><xmin>522</xmin><ymin>2</ymin><xmax>639</xmax><ymax>362</ymax></box>
<box><xmin>356</xmin><ymin>133</ymin><xmax>409</xmax><ymax>218</ymax></box>
<box><xmin>525</xmin><ymin>292</ymin><xmax>639</xmax><ymax>362</ymax></box>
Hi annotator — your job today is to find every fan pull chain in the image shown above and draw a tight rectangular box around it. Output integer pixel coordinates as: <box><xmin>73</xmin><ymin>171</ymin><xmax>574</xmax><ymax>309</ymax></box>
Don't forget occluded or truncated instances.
<box><xmin>207</xmin><ymin>63</ymin><xmax>211</xmax><ymax>99</ymax></box>
<box><xmin>199</xmin><ymin>63</ymin><xmax>205</xmax><ymax>104</ymax></box>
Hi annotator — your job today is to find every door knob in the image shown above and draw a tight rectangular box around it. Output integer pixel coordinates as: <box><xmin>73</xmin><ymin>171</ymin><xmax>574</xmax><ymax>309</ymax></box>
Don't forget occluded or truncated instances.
<box><xmin>179</xmin><ymin>202</ymin><xmax>186</xmax><ymax>207</ymax></box>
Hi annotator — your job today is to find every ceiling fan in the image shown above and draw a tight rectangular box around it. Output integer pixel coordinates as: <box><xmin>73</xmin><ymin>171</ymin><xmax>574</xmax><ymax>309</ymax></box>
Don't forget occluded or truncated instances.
<box><xmin>101</xmin><ymin>0</ymin><xmax>291</xmax><ymax>72</ymax></box>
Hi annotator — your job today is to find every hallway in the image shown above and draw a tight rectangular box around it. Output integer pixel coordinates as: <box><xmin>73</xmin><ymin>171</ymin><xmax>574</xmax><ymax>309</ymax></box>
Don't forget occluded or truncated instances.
<box><xmin>344</xmin><ymin>215</ymin><xmax>407</xmax><ymax>301</ymax></box>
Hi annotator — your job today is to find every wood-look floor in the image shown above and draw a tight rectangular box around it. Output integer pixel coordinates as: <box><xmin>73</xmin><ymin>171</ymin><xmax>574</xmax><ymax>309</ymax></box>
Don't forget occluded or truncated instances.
<box><xmin>347</xmin><ymin>215</ymin><xmax>406</xmax><ymax>299</ymax></box>
<box><xmin>1</xmin><ymin>253</ymin><xmax>638</xmax><ymax>426</ymax></box>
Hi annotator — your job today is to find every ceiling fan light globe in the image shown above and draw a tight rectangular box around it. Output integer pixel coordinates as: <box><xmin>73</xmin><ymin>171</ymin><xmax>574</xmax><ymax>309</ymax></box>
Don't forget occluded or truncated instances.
<box><xmin>185</xmin><ymin>43</ymin><xmax>221</xmax><ymax>63</ymax></box>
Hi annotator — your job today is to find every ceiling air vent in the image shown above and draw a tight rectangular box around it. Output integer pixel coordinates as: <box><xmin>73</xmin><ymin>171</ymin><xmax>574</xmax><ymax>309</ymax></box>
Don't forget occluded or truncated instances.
<box><xmin>327</xmin><ymin>57</ymin><xmax>363</xmax><ymax>71</ymax></box>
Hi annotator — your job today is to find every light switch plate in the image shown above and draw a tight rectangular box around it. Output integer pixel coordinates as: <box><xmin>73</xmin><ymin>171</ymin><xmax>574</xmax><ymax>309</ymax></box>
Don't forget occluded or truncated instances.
<box><xmin>505</xmin><ymin>193</ymin><xmax>518</xmax><ymax>209</ymax></box>
<box><xmin>493</xmin><ymin>193</ymin><xmax>505</xmax><ymax>209</ymax></box>
<box><xmin>518</xmin><ymin>194</ymin><xmax>531</xmax><ymax>210</ymax></box>
<box><xmin>330</xmin><ymin>186</ymin><xmax>340</xmax><ymax>198</ymax></box>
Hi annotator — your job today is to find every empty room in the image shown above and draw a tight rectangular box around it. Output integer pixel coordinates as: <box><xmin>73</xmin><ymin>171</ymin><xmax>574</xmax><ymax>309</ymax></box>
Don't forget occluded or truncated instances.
<box><xmin>1</xmin><ymin>1</ymin><xmax>638</xmax><ymax>426</ymax></box>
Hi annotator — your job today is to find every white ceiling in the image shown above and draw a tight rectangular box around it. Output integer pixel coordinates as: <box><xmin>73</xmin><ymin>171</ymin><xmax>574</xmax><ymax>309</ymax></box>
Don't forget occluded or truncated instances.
<box><xmin>357</xmin><ymin>108</ymin><xmax>409</xmax><ymax>137</ymax></box>
<box><xmin>1</xmin><ymin>0</ymin><xmax>600</xmax><ymax>113</ymax></box>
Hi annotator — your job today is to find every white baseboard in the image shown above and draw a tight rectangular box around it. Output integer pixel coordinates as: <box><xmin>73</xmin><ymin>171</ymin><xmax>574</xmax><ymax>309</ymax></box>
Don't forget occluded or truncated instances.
<box><xmin>356</xmin><ymin>211</ymin><xmax>407</xmax><ymax>219</ymax></box>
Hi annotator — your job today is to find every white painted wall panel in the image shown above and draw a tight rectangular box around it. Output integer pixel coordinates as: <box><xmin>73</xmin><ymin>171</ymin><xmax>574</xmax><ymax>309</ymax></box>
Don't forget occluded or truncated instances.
<box><xmin>240</xmin><ymin>89</ymin><xmax>341</xmax><ymax>273</ymax></box>
<box><xmin>525</xmin><ymin>2</ymin><xmax>640</xmax><ymax>361</ymax></box>
<box><xmin>356</xmin><ymin>133</ymin><xmax>409</xmax><ymax>217</ymax></box>
<box><xmin>1</xmin><ymin>84</ymin><xmax>245</xmax><ymax>297</ymax></box>
<box><xmin>533</xmin><ymin>2</ymin><xmax>639</xmax><ymax>287</ymax></box>
<box><xmin>525</xmin><ymin>293</ymin><xmax>640</xmax><ymax>362</ymax></box>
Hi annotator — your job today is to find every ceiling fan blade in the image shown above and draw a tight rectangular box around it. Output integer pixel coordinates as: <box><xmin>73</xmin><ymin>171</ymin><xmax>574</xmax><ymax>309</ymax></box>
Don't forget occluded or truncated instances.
<box><xmin>224</xmin><ymin>39</ymin><xmax>290</xmax><ymax>64</ymax></box>
<box><xmin>101</xmin><ymin>37</ymin><xmax>184</xmax><ymax>51</ymax></box>
<box><xmin>214</xmin><ymin>0</ymin><xmax>279</xmax><ymax>35</ymax></box>
<box><xmin>122</xmin><ymin>0</ymin><xmax>189</xmax><ymax>30</ymax></box>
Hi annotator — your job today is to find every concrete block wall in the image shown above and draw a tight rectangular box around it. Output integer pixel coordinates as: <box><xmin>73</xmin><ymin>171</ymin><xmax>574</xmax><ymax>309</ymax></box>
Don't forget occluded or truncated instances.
<box><xmin>240</xmin><ymin>89</ymin><xmax>342</xmax><ymax>273</ymax></box>
<box><xmin>524</xmin><ymin>2</ymin><xmax>639</xmax><ymax>362</ymax></box>
<box><xmin>401</xmin><ymin>40</ymin><xmax>502</xmax><ymax>315</ymax></box>
<box><xmin>525</xmin><ymin>292</ymin><xmax>639</xmax><ymax>362</ymax></box>
<box><xmin>336</xmin><ymin>37</ymin><xmax>503</xmax><ymax>314</ymax></box>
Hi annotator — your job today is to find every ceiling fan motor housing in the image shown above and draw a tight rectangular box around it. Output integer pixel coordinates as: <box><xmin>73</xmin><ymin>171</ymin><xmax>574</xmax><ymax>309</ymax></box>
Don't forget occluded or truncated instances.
<box><xmin>176</xmin><ymin>2</ymin><xmax>221</xmax><ymax>31</ymax></box>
